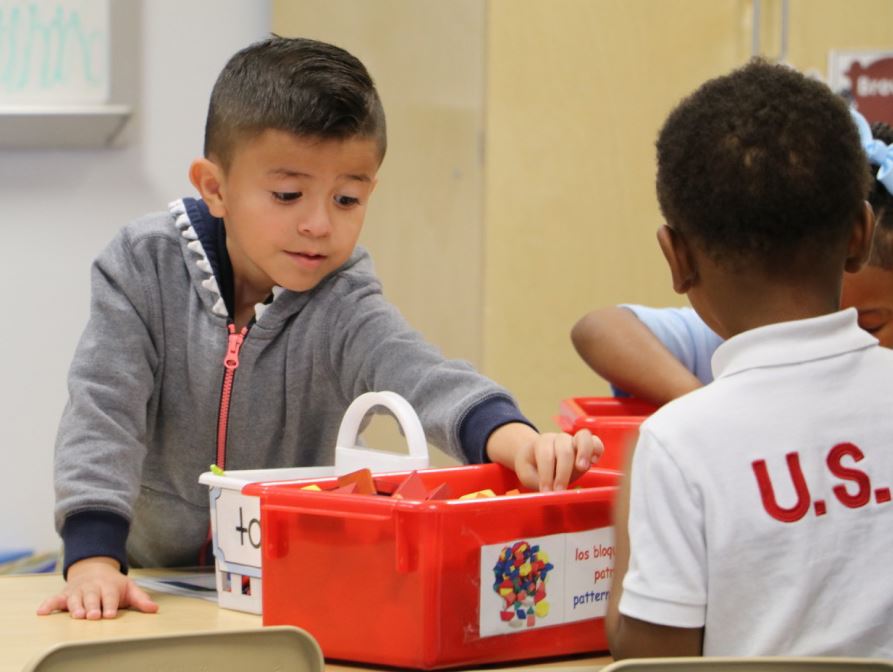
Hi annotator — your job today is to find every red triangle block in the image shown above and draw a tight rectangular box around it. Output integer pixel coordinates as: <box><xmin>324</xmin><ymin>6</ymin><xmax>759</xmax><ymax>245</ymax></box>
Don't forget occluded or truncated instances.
<box><xmin>391</xmin><ymin>471</ymin><xmax>429</xmax><ymax>500</ymax></box>
<box><xmin>426</xmin><ymin>482</ymin><xmax>453</xmax><ymax>500</ymax></box>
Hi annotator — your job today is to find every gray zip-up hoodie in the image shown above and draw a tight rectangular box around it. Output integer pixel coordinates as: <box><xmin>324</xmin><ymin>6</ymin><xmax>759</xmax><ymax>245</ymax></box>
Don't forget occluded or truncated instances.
<box><xmin>55</xmin><ymin>198</ymin><xmax>529</xmax><ymax>572</ymax></box>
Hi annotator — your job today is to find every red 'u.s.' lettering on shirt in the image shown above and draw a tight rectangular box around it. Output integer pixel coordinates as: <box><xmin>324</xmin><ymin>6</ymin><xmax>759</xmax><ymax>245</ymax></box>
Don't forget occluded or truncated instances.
<box><xmin>752</xmin><ymin>443</ymin><xmax>892</xmax><ymax>522</ymax></box>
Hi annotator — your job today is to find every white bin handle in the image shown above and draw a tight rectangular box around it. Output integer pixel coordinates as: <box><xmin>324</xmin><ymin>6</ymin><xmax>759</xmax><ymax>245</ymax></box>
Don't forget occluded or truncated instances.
<box><xmin>334</xmin><ymin>391</ymin><xmax>430</xmax><ymax>476</ymax></box>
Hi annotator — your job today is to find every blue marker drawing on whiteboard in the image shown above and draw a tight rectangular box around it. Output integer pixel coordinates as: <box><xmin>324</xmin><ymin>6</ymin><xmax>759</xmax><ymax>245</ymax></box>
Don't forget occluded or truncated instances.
<box><xmin>0</xmin><ymin>0</ymin><xmax>109</xmax><ymax>103</ymax></box>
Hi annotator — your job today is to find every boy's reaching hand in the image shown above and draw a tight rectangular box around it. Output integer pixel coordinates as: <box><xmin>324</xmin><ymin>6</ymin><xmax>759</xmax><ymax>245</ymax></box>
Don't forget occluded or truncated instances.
<box><xmin>486</xmin><ymin>422</ymin><xmax>603</xmax><ymax>491</ymax></box>
<box><xmin>36</xmin><ymin>556</ymin><xmax>158</xmax><ymax>619</ymax></box>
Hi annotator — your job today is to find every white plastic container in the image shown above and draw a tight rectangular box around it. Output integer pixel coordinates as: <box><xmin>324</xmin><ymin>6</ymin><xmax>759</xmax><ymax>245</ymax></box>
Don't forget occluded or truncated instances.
<box><xmin>198</xmin><ymin>391</ymin><xmax>429</xmax><ymax>613</ymax></box>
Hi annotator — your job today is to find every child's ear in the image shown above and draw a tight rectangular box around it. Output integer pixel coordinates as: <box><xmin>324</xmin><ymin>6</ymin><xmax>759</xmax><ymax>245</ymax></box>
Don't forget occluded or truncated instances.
<box><xmin>844</xmin><ymin>201</ymin><xmax>876</xmax><ymax>273</ymax></box>
<box><xmin>657</xmin><ymin>224</ymin><xmax>698</xmax><ymax>294</ymax></box>
<box><xmin>189</xmin><ymin>158</ymin><xmax>227</xmax><ymax>218</ymax></box>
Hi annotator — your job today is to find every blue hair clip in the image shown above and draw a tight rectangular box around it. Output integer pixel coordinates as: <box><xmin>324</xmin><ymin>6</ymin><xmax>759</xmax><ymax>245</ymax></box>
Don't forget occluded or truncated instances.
<box><xmin>850</xmin><ymin>107</ymin><xmax>893</xmax><ymax>196</ymax></box>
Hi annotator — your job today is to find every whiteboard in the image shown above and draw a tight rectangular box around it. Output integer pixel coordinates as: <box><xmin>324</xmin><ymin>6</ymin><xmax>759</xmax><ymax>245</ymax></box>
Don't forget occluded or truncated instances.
<box><xmin>0</xmin><ymin>0</ymin><xmax>110</xmax><ymax>106</ymax></box>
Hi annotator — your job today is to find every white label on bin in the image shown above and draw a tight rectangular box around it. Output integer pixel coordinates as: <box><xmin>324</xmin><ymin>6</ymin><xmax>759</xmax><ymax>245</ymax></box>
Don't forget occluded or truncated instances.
<box><xmin>478</xmin><ymin>527</ymin><xmax>614</xmax><ymax>638</ymax></box>
<box><xmin>213</xmin><ymin>488</ymin><xmax>262</xmax><ymax>569</ymax></box>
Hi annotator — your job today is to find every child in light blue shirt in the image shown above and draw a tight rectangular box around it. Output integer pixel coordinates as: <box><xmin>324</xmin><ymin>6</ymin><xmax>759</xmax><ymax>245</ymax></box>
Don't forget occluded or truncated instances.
<box><xmin>572</xmin><ymin>109</ymin><xmax>893</xmax><ymax>406</ymax></box>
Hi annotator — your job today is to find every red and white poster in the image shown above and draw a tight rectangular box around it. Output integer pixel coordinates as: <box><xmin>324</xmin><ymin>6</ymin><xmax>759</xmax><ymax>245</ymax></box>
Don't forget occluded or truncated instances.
<box><xmin>829</xmin><ymin>50</ymin><xmax>893</xmax><ymax>126</ymax></box>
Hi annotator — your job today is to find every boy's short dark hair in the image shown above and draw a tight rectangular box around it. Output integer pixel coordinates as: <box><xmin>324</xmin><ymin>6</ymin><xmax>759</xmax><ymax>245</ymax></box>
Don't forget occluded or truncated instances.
<box><xmin>656</xmin><ymin>59</ymin><xmax>871</xmax><ymax>275</ymax></box>
<box><xmin>868</xmin><ymin>122</ymin><xmax>893</xmax><ymax>269</ymax></box>
<box><xmin>204</xmin><ymin>35</ymin><xmax>387</xmax><ymax>170</ymax></box>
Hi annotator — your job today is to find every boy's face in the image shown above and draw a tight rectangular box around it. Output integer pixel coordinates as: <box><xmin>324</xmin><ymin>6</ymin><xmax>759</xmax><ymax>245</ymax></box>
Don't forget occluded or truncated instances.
<box><xmin>841</xmin><ymin>265</ymin><xmax>893</xmax><ymax>348</ymax></box>
<box><xmin>209</xmin><ymin>130</ymin><xmax>380</xmax><ymax>297</ymax></box>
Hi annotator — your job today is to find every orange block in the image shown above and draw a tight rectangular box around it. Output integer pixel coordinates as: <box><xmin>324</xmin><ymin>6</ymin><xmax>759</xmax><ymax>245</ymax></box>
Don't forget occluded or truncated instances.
<box><xmin>458</xmin><ymin>488</ymin><xmax>496</xmax><ymax>500</ymax></box>
<box><xmin>374</xmin><ymin>480</ymin><xmax>399</xmax><ymax>495</ymax></box>
<box><xmin>336</xmin><ymin>468</ymin><xmax>377</xmax><ymax>495</ymax></box>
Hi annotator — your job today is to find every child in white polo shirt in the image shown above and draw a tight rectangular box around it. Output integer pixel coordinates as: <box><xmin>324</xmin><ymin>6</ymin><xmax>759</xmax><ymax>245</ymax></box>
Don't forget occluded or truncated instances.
<box><xmin>571</xmin><ymin>113</ymin><xmax>893</xmax><ymax>406</ymax></box>
<box><xmin>606</xmin><ymin>60</ymin><xmax>893</xmax><ymax>658</ymax></box>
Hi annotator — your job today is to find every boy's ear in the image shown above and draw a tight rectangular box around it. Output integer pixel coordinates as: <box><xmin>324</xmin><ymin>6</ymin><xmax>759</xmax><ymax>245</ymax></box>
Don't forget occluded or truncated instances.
<box><xmin>657</xmin><ymin>224</ymin><xmax>698</xmax><ymax>294</ymax></box>
<box><xmin>843</xmin><ymin>201</ymin><xmax>876</xmax><ymax>273</ymax></box>
<box><xmin>189</xmin><ymin>158</ymin><xmax>227</xmax><ymax>218</ymax></box>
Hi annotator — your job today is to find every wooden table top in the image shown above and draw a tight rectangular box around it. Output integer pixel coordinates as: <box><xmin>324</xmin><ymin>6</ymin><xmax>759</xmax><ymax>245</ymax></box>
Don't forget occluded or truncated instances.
<box><xmin>1</xmin><ymin>572</ymin><xmax>611</xmax><ymax>672</ymax></box>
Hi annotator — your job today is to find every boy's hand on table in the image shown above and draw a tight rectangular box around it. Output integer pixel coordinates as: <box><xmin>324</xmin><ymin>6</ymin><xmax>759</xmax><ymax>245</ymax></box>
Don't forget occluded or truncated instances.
<box><xmin>486</xmin><ymin>422</ymin><xmax>604</xmax><ymax>491</ymax></box>
<box><xmin>36</xmin><ymin>556</ymin><xmax>158</xmax><ymax>619</ymax></box>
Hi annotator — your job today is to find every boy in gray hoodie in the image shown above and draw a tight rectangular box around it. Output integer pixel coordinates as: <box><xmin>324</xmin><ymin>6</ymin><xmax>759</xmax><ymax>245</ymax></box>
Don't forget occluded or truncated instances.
<box><xmin>37</xmin><ymin>36</ymin><xmax>599</xmax><ymax>620</ymax></box>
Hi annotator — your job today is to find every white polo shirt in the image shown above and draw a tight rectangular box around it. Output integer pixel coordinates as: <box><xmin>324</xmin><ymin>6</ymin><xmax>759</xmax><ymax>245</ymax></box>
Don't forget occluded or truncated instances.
<box><xmin>619</xmin><ymin>309</ymin><xmax>893</xmax><ymax>656</ymax></box>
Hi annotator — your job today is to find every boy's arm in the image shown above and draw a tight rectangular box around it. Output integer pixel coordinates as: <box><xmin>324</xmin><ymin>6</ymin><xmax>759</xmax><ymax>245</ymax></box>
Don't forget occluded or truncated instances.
<box><xmin>458</xmin><ymin>397</ymin><xmax>603</xmax><ymax>490</ymax></box>
<box><xmin>47</xmin><ymin>230</ymin><xmax>160</xmax><ymax>617</ymax></box>
<box><xmin>37</xmin><ymin>557</ymin><xmax>157</xmax><ymax>619</ymax></box>
<box><xmin>606</xmin><ymin>443</ymin><xmax>703</xmax><ymax>657</ymax></box>
<box><xmin>39</xmin><ymin>508</ymin><xmax>158</xmax><ymax>618</ymax></box>
<box><xmin>328</xmin><ymin>273</ymin><xmax>600</xmax><ymax>489</ymax></box>
<box><xmin>571</xmin><ymin>306</ymin><xmax>703</xmax><ymax>405</ymax></box>
<box><xmin>484</xmin><ymin>422</ymin><xmax>602</xmax><ymax>491</ymax></box>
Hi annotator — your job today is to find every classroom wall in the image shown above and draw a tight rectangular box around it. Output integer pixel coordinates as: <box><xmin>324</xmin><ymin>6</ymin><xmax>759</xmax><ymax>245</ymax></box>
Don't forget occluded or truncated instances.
<box><xmin>271</xmin><ymin>0</ymin><xmax>486</xmax><ymax>466</ymax></box>
<box><xmin>274</xmin><ymin>0</ymin><xmax>893</xmax><ymax>433</ymax></box>
<box><xmin>271</xmin><ymin>0</ymin><xmax>487</xmax><ymax>368</ymax></box>
<box><xmin>0</xmin><ymin>1</ymin><xmax>271</xmax><ymax>554</ymax></box>
<box><xmin>8</xmin><ymin>0</ymin><xmax>893</xmax><ymax>554</ymax></box>
<box><xmin>483</xmin><ymin>0</ymin><xmax>893</xmax><ymax>429</ymax></box>
<box><xmin>482</xmin><ymin>0</ymin><xmax>747</xmax><ymax>427</ymax></box>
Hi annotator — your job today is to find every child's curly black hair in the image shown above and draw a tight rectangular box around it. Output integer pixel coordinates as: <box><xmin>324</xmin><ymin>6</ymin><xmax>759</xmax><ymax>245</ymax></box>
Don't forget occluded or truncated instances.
<box><xmin>656</xmin><ymin>60</ymin><xmax>871</xmax><ymax>275</ymax></box>
<box><xmin>868</xmin><ymin>122</ymin><xmax>893</xmax><ymax>269</ymax></box>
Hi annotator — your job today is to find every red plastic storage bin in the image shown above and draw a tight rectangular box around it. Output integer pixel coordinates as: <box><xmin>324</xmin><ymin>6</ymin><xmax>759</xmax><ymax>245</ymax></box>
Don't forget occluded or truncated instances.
<box><xmin>556</xmin><ymin>397</ymin><xmax>658</xmax><ymax>471</ymax></box>
<box><xmin>245</xmin><ymin>464</ymin><xmax>619</xmax><ymax>670</ymax></box>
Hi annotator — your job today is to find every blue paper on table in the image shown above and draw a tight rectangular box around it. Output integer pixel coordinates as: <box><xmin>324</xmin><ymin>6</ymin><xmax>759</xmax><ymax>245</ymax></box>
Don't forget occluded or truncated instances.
<box><xmin>133</xmin><ymin>572</ymin><xmax>219</xmax><ymax>602</ymax></box>
<box><xmin>0</xmin><ymin>549</ymin><xmax>31</xmax><ymax>564</ymax></box>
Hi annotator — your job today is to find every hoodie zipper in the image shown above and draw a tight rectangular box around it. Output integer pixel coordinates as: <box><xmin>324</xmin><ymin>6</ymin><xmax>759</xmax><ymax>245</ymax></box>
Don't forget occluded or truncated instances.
<box><xmin>201</xmin><ymin>321</ymin><xmax>248</xmax><ymax>565</ymax></box>
<box><xmin>215</xmin><ymin>322</ymin><xmax>248</xmax><ymax>469</ymax></box>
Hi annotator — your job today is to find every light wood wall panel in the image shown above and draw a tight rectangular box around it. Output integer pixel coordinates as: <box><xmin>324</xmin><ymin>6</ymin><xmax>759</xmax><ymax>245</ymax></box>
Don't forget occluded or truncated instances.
<box><xmin>273</xmin><ymin>0</ymin><xmax>485</xmax><ymax>465</ymax></box>
<box><xmin>274</xmin><ymin>0</ymin><xmax>893</xmax><ymax>435</ymax></box>
<box><xmin>273</xmin><ymin>0</ymin><xmax>486</xmax><ymax>367</ymax></box>
<box><xmin>483</xmin><ymin>0</ymin><xmax>750</xmax><ymax>428</ymax></box>
<box><xmin>483</xmin><ymin>0</ymin><xmax>893</xmax><ymax>429</ymax></box>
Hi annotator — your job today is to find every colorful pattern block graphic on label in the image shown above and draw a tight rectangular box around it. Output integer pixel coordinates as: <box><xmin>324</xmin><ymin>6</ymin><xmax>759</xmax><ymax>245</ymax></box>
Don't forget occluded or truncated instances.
<box><xmin>479</xmin><ymin>527</ymin><xmax>615</xmax><ymax>639</ymax></box>
<box><xmin>492</xmin><ymin>541</ymin><xmax>553</xmax><ymax>629</ymax></box>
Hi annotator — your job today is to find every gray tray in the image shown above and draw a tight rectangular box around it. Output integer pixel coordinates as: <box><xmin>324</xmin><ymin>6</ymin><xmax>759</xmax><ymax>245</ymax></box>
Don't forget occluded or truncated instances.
<box><xmin>23</xmin><ymin>626</ymin><xmax>323</xmax><ymax>672</ymax></box>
